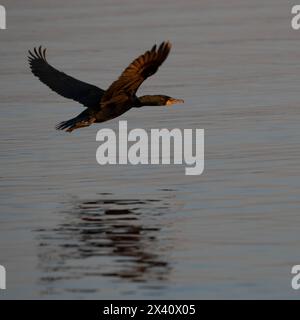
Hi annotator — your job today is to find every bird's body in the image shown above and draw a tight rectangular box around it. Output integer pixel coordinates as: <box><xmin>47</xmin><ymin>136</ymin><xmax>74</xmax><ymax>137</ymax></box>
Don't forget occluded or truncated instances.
<box><xmin>28</xmin><ymin>42</ymin><xmax>184</xmax><ymax>132</ymax></box>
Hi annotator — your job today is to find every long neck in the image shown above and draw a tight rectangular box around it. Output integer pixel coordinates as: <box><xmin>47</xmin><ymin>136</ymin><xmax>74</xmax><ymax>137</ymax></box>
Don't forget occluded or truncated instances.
<box><xmin>138</xmin><ymin>95</ymin><xmax>163</xmax><ymax>106</ymax></box>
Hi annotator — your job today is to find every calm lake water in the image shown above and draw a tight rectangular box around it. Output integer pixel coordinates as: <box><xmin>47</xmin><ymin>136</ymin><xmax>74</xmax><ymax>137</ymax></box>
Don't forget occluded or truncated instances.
<box><xmin>1</xmin><ymin>0</ymin><xmax>300</xmax><ymax>299</ymax></box>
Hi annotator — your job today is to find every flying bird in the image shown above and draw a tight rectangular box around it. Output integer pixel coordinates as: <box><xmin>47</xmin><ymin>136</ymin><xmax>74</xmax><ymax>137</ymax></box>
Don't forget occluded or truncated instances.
<box><xmin>28</xmin><ymin>42</ymin><xmax>184</xmax><ymax>132</ymax></box>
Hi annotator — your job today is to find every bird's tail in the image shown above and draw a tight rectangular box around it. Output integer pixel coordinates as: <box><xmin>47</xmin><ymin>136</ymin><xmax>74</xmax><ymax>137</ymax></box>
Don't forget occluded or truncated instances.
<box><xmin>56</xmin><ymin>110</ymin><xmax>95</xmax><ymax>132</ymax></box>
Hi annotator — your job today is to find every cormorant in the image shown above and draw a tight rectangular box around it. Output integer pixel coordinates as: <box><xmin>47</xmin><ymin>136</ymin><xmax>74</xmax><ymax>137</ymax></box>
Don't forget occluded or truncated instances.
<box><xmin>28</xmin><ymin>41</ymin><xmax>184</xmax><ymax>132</ymax></box>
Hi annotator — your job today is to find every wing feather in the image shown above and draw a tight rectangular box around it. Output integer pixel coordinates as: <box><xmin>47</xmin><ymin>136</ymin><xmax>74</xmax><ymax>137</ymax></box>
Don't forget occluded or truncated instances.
<box><xmin>28</xmin><ymin>46</ymin><xmax>105</xmax><ymax>108</ymax></box>
<box><xmin>102</xmin><ymin>41</ymin><xmax>171</xmax><ymax>101</ymax></box>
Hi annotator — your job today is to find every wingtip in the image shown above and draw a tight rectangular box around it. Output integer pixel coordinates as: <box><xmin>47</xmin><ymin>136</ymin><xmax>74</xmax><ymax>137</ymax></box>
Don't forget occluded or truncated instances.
<box><xmin>164</xmin><ymin>41</ymin><xmax>172</xmax><ymax>51</ymax></box>
<box><xmin>28</xmin><ymin>45</ymin><xmax>47</xmax><ymax>61</ymax></box>
<box><xmin>151</xmin><ymin>41</ymin><xmax>172</xmax><ymax>53</ymax></box>
<box><xmin>157</xmin><ymin>41</ymin><xmax>172</xmax><ymax>53</ymax></box>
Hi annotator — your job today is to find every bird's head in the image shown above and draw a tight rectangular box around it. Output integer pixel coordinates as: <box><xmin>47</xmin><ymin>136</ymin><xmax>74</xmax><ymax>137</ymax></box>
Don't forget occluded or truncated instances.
<box><xmin>161</xmin><ymin>95</ymin><xmax>185</xmax><ymax>106</ymax></box>
<box><xmin>138</xmin><ymin>95</ymin><xmax>184</xmax><ymax>106</ymax></box>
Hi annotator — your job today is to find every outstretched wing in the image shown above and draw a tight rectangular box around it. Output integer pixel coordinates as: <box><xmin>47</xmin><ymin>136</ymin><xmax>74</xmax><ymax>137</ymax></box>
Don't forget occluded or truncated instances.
<box><xmin>102</xmin><ymin>41</ymin><xmax>171</xmax><ymax>102</ymax></box>
<box><xmin>28</xmin><ymin>46</ymin><xmax>105</xmax><ymax>108</ymax></box>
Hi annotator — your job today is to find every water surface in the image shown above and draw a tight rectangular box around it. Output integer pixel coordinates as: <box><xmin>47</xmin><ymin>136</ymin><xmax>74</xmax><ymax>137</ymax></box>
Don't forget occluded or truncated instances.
<box><xmin>1</xmin><ymin>0</ymin><xmax>300</xmax><ymax>299</ymax></box>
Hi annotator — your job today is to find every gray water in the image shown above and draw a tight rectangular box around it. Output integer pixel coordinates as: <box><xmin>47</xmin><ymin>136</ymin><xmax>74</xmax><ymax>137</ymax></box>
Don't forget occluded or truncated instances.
<box><xmin>1</xmin><ymin>0</ymin><xmax>300</xmax><ymax>299</ymax></box>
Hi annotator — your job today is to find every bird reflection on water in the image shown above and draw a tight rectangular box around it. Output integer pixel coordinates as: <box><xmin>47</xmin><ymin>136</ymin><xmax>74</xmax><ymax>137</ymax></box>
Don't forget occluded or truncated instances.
<box><xmin>36</xmin><ymin>195</ymin><xmax>174</xmax><ymax>295</ymax></box>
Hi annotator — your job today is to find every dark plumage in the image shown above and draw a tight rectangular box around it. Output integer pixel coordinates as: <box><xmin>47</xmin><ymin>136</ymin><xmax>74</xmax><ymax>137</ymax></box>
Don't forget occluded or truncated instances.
<box><xmin>28</xmin><ymin>42</ymin><xmax>184</xmax><ymax>132</ymax></box>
